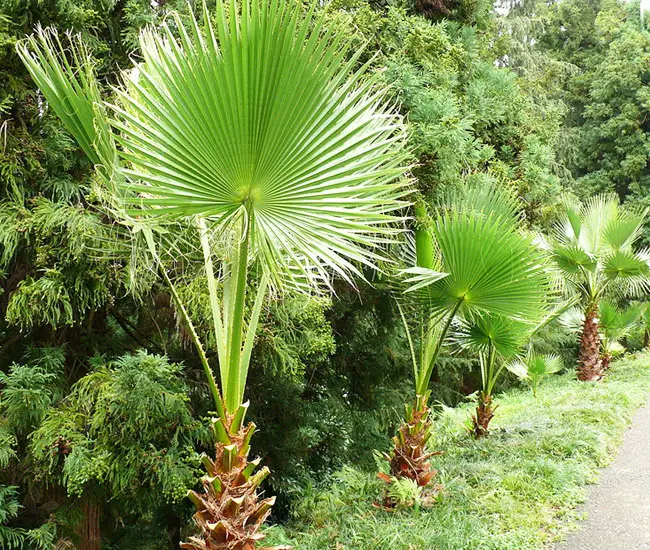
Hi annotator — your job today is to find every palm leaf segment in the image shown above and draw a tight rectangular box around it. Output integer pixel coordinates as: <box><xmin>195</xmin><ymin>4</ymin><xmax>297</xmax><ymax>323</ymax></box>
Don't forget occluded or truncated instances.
<box><xmin>549</xmin><ymin>194</ymin><xmax>650</xmax><ymax>302</ymax></box>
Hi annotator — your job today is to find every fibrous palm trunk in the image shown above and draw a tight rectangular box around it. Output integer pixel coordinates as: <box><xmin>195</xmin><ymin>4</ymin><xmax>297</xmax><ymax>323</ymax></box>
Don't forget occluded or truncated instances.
<box><xmin>471</xmin><ymin>391</ymin><xmax>496</xmax><ymax>438</ymax></box>
<box><xmin>389</xmin><ymin>394</ymin><xmax>437</xmax><ymax>485</ymax></box>
<box><xmin>181</xmin><ymin>405</ymin><xmax>284</xmax><ymax>550</ymax></box>
<box><xmin>379</xmin><ymin>393</ymin><xmax>440</xmax><ymax>507</ymax></box>
<box><xmin>578</xmin><ymin>308</ymin><xmax>602</xmax><ymax>381</ymax></box>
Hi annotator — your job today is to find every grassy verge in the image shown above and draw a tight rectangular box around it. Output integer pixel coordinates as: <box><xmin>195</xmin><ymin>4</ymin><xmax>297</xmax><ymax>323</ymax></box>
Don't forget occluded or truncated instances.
<box><xmin>264</xmin><ymin>352</ymin><xmax>650</xmax><ymax>550</ymax></box>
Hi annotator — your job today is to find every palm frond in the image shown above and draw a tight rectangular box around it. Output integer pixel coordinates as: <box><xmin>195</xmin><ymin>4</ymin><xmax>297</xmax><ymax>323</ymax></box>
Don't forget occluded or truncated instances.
<box><xmin>453</xmin><ymin>314</ymin><xmax>530</xmax><ymax>360</ymax></box>
<box><xmin>417</xmin><ymin>211</ymin><xmax>552</xmax><ymax>322</ymax></box>
<box><xmin>109</xmin><ymin>1</ymin><xmax>410</xmax><ymax>289</ymax></box>
<box><xmin>16</xmin><ymin>28</ymin><xmax>116</xmax><ymax>185</ymax></box>
<box><xmin>603</xmin><ymin>249</ymin><xmax>650</xmax><ymax>281</ymax></box>
<box><xmin>507</xmin><ymin>353</ymin><xmax>563</xmax><ymax>379</ymax></box>
<box><xmin>437</xmin><ymin>180</ymin><xmax>522</xmax><ymax>223</ymax></box>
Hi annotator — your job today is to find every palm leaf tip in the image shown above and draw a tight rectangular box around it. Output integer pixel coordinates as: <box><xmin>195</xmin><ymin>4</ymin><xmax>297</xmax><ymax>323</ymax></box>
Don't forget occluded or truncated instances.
<box><xmin>16</xmin><ymin>27</ymin><xmax>116</xmax><ymax>183</ymax></box>
<box><xmin>111</xmin><ymin>0</ymin><xmax>411</xmax><ymax>287</ymax></box>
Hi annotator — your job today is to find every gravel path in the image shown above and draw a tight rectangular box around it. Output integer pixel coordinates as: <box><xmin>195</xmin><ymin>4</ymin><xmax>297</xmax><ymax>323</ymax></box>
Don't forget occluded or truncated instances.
<box><xmin>553</xmin><ymin>400</ymin><xmax>650</xmax><ymax>550</ymax></box>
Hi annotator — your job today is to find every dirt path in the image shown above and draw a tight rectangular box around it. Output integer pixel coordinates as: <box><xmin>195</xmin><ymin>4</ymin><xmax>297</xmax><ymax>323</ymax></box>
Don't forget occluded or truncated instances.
<box><xmin>553</xmin><ymin>400</ymin><xmax>650</xmax><ymax>550</ymax></box>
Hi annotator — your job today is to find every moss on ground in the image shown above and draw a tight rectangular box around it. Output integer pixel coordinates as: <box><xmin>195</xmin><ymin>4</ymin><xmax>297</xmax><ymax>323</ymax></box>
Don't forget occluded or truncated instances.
<box><xmin>264</xmin><ymin>352</ymin><xmax>650</xmax><ymax>549</ymax></box>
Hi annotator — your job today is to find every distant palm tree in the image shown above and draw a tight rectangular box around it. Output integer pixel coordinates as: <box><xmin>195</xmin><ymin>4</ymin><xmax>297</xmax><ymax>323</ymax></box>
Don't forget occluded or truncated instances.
<box><xmin>546</xmin><ymin>195</ymin><xmax>650</xmax><ymax>381</ymax></box>
<box><xmin>508</xmin><ymin>352</ymin><xmax>564</xmax><ymax>398</ymax></box>
<box><xmin>18</xmin><ymin>1</ymin><xmax>410</xmax><ymax>547</ymax></box>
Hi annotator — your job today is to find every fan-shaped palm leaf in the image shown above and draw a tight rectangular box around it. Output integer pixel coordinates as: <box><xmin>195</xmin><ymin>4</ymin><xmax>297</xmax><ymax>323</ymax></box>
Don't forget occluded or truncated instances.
<box><xmin>453</xmin><ymin>314</ymin><xmax>531</xmax><ymax>360</ymax></box>
<box><xmin>415</xmin><ymin>211</ymin><xmax>551</xmax><ymax>322</ymax></box>
<box><xmin>507</xmin><ymin>352</ymin><xmax>563</xmax><ymax>396</ymax></box>
<box><xmin>113</xmin><ymin>2</ymin><xmax>409</xmax><ymax>289</ymax></box>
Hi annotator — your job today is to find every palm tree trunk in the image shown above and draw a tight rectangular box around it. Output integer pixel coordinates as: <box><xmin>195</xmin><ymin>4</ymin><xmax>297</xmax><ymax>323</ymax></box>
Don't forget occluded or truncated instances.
<box><xmin>472</xmin><ymin>392</ymin><xmax>496</xmax><ymax>438</ymax></box>
<box><xmin>79</xmin><ymin>494</ymin><xmax>101</xmax><ymax>550</ymax></box>
<box><xmin>644</xmin><ymin>328</ymin><xmax>650</xmax><ymax>349</ymax></box>
<box><xmin>379</xmin><ymin>394</ymin><xmax>440</xmax><ymax>508</ymax></box>
<box><xmin>181</xmin><ymin>409</ymin><xmax>276</xmax><ymax>550</ymax></box>
<box><xmin>578</xmin><ymin>308</ymin><xmax>602</xmax><ymax>381</ymax></box>
<box><xmin>389</xmin><ymin>395</ymin><xmax>436</xmax><ymax>484</ymax></box>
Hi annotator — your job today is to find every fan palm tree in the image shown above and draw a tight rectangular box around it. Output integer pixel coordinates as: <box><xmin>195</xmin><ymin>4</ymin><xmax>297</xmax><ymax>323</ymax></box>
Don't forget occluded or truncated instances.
<box><xmin>384</xmin><ymin>185</ymin><xmax>551</xmax><ymax>491</ymax></box>
<box><xmin>546</xmin><ymin>195</ymin><xmax>650</xmax><ymax>381</ymax></box>
<box><xmin>507</xmin><ymin>352</ymin><xmax>564</xmax><ymax>397</ymax></box>
<box><xmin>18</xmin><ymin>2</ymin><xmax>410</xmax><ymax>547</ymax></box>
<box><xmin>454</xmin><ymin>314</ymin><xmax>535</xmax><ymax>436</ymax></box>
<box><xmin>597</xmin><ymin>300</ymin><xmax>644</xmax><ymax>370</ymax></box>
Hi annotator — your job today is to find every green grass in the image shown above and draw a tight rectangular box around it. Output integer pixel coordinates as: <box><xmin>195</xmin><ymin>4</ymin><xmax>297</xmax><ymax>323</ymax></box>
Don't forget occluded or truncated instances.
<box><xmin>264</xmin><ymin>352</ymin><xmax>650</xmax><ymax>550</ymax></box>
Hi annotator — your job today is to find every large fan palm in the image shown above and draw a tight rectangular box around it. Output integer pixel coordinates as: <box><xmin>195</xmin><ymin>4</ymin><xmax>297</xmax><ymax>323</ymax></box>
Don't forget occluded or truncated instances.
<box><xmin>384</xmin><ymin>185</ymin><xmax>551</xmax><ymax>494</ymax></box>
<box><xmin>18</xmin><ymin>2</ymin><xmax>409</xmax><ymax>547</ymax></box>
<box><xmin>546</xmin><ymin>195</ymin><xmax>650</xmax><ymax>381</ymax></box>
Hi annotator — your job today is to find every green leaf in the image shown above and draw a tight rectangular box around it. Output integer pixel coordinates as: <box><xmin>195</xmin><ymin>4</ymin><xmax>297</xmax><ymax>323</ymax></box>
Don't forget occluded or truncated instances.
<box><xmin>109</xmin><ymin>0</ymin><xmax>410</xmax><ymax>289</ymax></box>
<box><xmin>453</xmin><ymin>314</ymin><xmax>530</xmax><ymax>359</ymax></box>
<box><xmin>603</xmin><ymin>249</ymin><xmax>650</xmax><ymax>280</ymax></box>
<box><xmin>16</xmin><ymin>29</ymin><xmax>117</xmax><ymax>186</ymax></box>
<box><xmin>417</xmin><ymin>210</ymin><xmax>552</xmax><ymax>322</ymax></box>
<box><xmin>552</xmin><ymin>245</ymin><xmax>597</xmax><ymax>274</ymax></box>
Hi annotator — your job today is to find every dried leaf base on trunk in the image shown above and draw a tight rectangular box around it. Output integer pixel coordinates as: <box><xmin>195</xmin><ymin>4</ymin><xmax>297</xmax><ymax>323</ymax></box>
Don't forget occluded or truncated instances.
<box><xmin>471</xmin><ymin>392</ymin><xmax>496</xmax><ymax>439</ymax></box>
<box><xmin>600</xmin><ymin>352</ymin><xmax>612</xmax><ymax>372</ymax></box>
<box><xmin>379</xmin><ymin>393</ymin><xmax>442</xmax><ymax>508</ymax></box>
<box><xmin>181</xmin><ymin>404</ymin><xmax>287</xmax><ymax>550</ymax></box>
<box><xmin>578</xmin><ymin>309</ymin><xmax>603</xmax><ymax>382</ymax></box>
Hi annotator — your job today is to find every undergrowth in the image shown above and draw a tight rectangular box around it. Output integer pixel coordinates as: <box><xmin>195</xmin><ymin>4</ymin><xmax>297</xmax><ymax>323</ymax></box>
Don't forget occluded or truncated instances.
<box><xmin>264</xmin><ymin>352</ymin><xmax>650</xmax><ymax>549</ymax></box>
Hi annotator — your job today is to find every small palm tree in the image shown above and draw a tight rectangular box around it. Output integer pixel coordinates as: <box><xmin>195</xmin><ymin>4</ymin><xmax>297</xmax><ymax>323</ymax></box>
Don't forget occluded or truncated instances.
<box><xmin>454</xmin><ymin>314</ymin><xmax>535</xmax><ymax>436</ymax></box>
<box><xmin>18</xmin><ymin>2</ymin><xmax>409</xmax><ymax>547</ymax></box>
<box><xmin>384</xmin><ymin>185</ymin><xmax>551</xmax><ymax>490</ymax></box>
<box><xmin>547</xmin><ymin>195</ymin><xmax>650</xmax><ymax>381</ymax></box>
<box><xmin>598</xmin><ymin>300</ymin><xmax>644</xmax><ymax>370</ymax></box>
<box><xmin>507</xmin><ymin>352</ymin><xmax>564</xmax><ymax>397</ymax></box>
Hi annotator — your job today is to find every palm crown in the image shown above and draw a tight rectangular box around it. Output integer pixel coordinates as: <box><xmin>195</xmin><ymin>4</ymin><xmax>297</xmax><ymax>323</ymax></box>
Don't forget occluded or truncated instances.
<box><xmin>549</xmin><ymin>194</ymin><xmax>650</xmax><ymax>306</ymax></box>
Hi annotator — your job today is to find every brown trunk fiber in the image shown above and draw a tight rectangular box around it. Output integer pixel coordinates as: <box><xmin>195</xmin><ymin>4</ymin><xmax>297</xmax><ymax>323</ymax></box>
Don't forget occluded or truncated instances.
<box><xmin>181</xmin><ymin>410</ymin><xmax>288</xmax><ymax>550</ymax></box>
<box><xmin>644</xmin><ymin>329</ymin><xmax>650</xmax><ymax>349</ymax></box>
<box><xmin>578</xmin><ymin>308</ymin><xmax>602</xmax><ymax>381</ymax></box>
<box><xmin>79</xmin><ymin>494</ymin><xmax>101</xmax><ymax>550</ymax></box>
<box><xmin>378</xmin><ymin>394</ymin><xmax>442</xmax><ymax>508</ymax></box>
<box><xmin>415</xmin><ymin>0</ymin><xmax>453</xmax><ymax>18</ymax></box>
<box><xmin>471</xmin><ymin>392</ymin><xmax>496</xmax><ymax>439</ymax></box>
<box><xmin>601</xmin><ymin>352</ymin><xmax>612</xmax><ymax>372</ymax></box>
<box><xmin>389</xmin><ymin>394</ymin><xmax>436</xmax><ymax>485</ymax></box>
